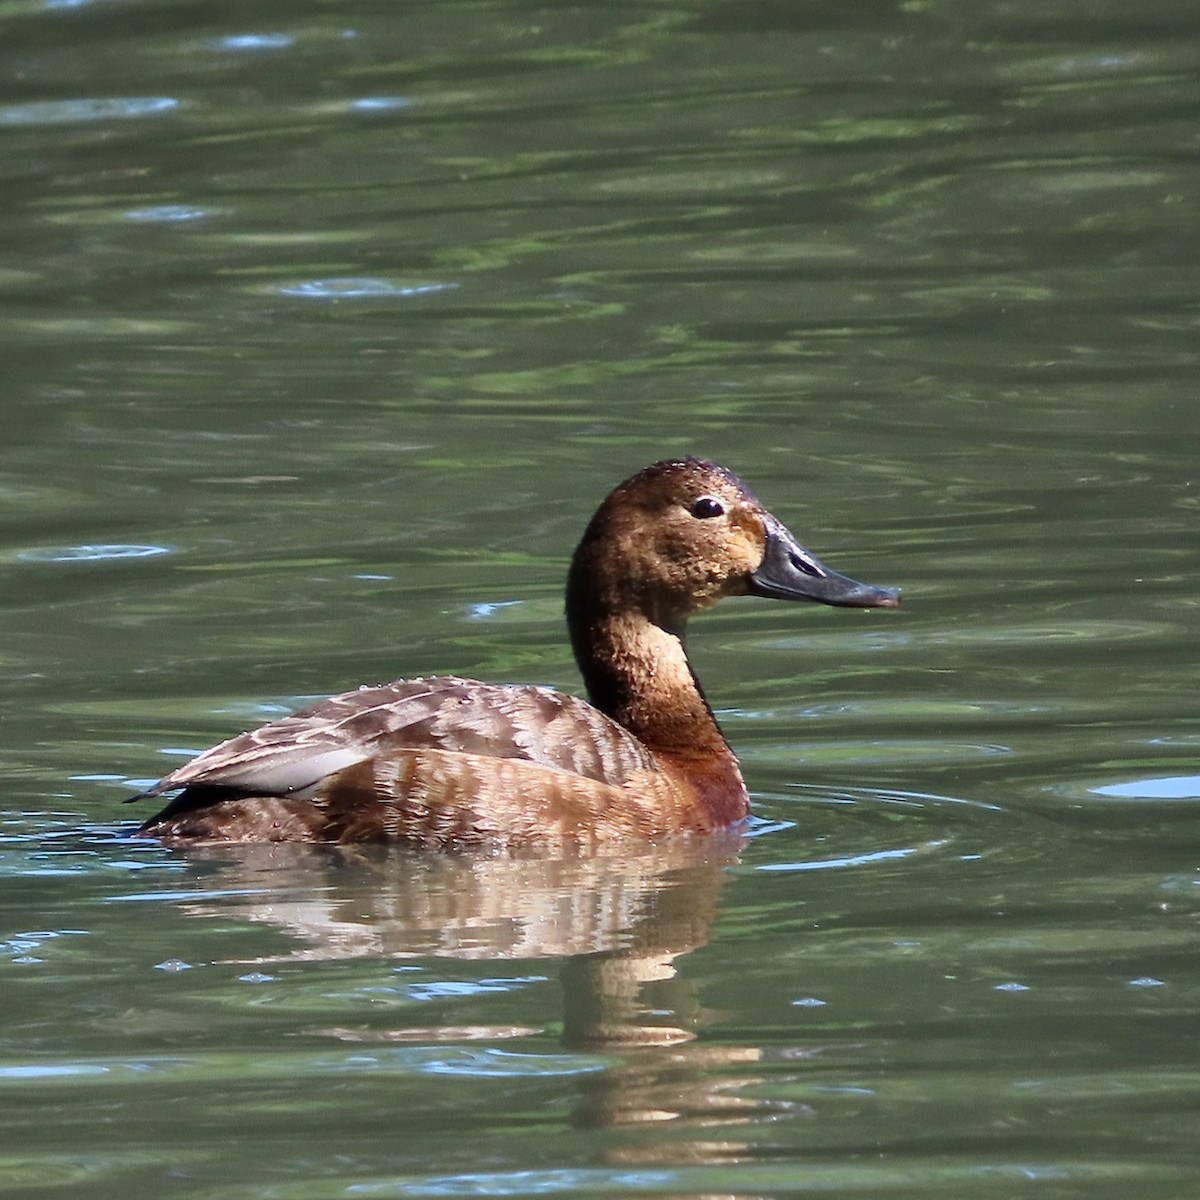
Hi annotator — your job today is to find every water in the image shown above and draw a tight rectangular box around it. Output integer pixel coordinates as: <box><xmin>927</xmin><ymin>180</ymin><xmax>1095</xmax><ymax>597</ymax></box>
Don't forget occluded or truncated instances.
<box><xmin>3</xmin><ymin>1</ymin><xmax>1200</xmax><ymax>1196</ymax></box>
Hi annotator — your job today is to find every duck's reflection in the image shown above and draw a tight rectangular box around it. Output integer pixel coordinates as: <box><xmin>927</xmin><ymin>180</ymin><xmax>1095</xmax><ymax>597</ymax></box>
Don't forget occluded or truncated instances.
<box><xmin>176</xmin><ymin>834</ymin><xmax>744</xmax><ymax>1048</ymax></box>
<box><xmin>171</xmin><ymin>837</ymin><xmax>778</xmax><ymax>1145</ymax></box>
<box><xmin>171</xmin><ymin>835</ymin><xmax>787</xmax><ymax>1152</ymax></box>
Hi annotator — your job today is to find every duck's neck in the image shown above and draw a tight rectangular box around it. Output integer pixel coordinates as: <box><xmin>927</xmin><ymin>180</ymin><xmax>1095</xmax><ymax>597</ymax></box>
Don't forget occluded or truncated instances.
<box><xmin>573</xmin><ymin>612</ymin><xmax>714</xmax><ymax>746</ymax></box>
<box><xmin>569</xmin><ymin>609</ymin><xmax>747</xmax><ymax>821</ymax></box>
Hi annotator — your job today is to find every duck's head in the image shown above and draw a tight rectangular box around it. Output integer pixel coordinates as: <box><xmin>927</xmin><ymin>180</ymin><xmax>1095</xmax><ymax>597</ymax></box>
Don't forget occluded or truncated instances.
<box><xmin>567</xmin><ymin>457</ymin><xmax>900</xmax><ymax>633</ymax></box>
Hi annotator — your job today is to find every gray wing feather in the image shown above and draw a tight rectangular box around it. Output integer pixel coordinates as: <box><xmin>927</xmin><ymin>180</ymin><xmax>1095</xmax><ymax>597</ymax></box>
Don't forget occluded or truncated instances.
<box><xmin>139</xmin><ymin>676</ymin><xmax>655</xmax><ymax>799</ymax></box>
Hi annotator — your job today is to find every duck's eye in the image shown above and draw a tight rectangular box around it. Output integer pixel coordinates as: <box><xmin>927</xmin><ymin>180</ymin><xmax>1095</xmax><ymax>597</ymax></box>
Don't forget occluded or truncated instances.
<box><xmin>690</xmin><ymin>496</ymin><xmax>725</xmax><ymax>520</ymax></box>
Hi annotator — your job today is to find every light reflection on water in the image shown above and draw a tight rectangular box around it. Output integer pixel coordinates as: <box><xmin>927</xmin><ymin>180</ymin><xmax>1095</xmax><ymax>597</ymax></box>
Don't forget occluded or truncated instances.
<box><xmin>0</xmin><ymin>97</ymin><xmax>179</xmax><ymax>124</ymax></box>
<box><xmin>16</xmin><ymin>544</ymin><xmax>174</xmax><ymax>563</ymax></box>
<box><xmin>277</xmin><ymin>279</ymin><xmax>459</xmax><ymax>299</ymax></box>
<box><xmin>1091</xmin><ymin>776</ymin><xmax>1200</xmax><ymax>800</ymax></box>
<box><xmin>123</xmin><ymin>206</ymin><xmax>214</xmax><ymax>223</ymax></box>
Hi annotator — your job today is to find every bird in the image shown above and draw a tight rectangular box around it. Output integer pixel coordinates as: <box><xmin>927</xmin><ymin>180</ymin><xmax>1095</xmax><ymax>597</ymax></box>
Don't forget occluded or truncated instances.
<box><xmin>131</xmin><ymin>458</ymin><xmax>899</xmax><ymax>846</ymax></box>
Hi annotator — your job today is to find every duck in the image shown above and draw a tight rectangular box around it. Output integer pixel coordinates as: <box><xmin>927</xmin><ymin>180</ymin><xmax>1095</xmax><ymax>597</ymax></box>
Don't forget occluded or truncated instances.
<box><xmin>132</xmin><ymin>458</ymin><xmax>899</xmax><ymax>846</ymax></box>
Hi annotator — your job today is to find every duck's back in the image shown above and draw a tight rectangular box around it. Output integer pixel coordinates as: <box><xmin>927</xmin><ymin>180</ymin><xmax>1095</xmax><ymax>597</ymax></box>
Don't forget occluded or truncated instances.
<box><xmin>137</xmin><ymin>677</ymin><xmax>695</xmax><ymax>845</ymax></box>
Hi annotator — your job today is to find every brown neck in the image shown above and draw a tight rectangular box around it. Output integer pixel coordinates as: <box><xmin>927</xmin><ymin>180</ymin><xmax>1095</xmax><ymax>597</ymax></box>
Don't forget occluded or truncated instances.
<box><xmin>565</xmin><ymin>525</ymin><xmax>748</xmax><ymax>823</ymax></box>
<box><xmin>573</xmin><ymin>612</ymin><xmax>729</xmax><ymax>752</ymax></box>
<box><xmin>569</xmin><ymin>611</ymin><xmax>747</xmax><ymax>825</ymax></box>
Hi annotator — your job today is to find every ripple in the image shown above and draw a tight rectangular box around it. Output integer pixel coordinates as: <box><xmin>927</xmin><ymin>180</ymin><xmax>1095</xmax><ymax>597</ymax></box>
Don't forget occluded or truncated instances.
<box><xmin>368</xmin><ymin>1161</ymin><xmax>1155</xmax><ymax>1197</ymax></box>
<box><xmin>466</xmin><ymin>600</ymin><xmax>523</xmax><ymax>622</ymax></box>
<box><xmin>1090</xmin><ymin>775</ymin><xmax>1200</xmax><ymax>801</ymax></box>
<box><xmin>17</xmin><ymin>543</ymin><xmax>174</xmax><ymax>563</ymax></box>
<box><xmin>123</xmin><ymin>206</ymin><xmax>214</xmax><ymax>223</ymax></box>
<box><xmin>383</xmin><ymin>1047</ymin><xmax>604</xmax><ymax>1079</ymax></box>
<box><xmin>748</xmin><ymin>738</ymin><xmax>1012</xmax><ymax>768</ymax></box>
<box><xmin>1003</xmin><ymin>51</ymin><xmax>1146</xmax><ymax>84</ymax></box>
<box><xmin>0</xmin><ymin>1063</ymin><xmax>110</xmax><ymax>1080</ymax></box>
<box><xmin>278</xmin><ymin>278</ymin><xmax>458</xmax><ymax>300</ymax></box>
<box><xmin>0</xmin><ymin>97</ymin><xmax>178</xmax><ymax>126</ymax></box>
<box><xmin>8</xmin><ymin>316</ymin><xmax>193</xmax><ymax>340</ymax></box>
<box><xmin>1</xmin><ymin>929</ymin><xmax>87</xmax><ymax>961</ymax></box>
<box><xmin>756</xmin><ymin>843</ymin><xmax>942</xmax><ymax>873</ymax></box>
<box><xmin>946</xmin><ymin>620</ymin><xmax>1169</xmax><ymax>646</ymax></box>
<box><xmin>784</xmin><ymin>783</ymin><xmax>1002</xmax><ymax>812</ymax></box>
<box><xmin>737</xmin><ymin>697</ymin><xmax>1044</xmax><ymax>724</ymax></box>
<box><xmin>767</xmin><ymin>620</ymin><xmax>1168</xmax><ymax>655</ymax></box>
<box><xmin>403</xmin><ymin>977</ymin><xmax>547</xmax><ymax>1002</ymax></box>
<box><xmin>0</xmin><ymin>1047</ymin><xmax>604</xmax><ymax>1089</ymax></box>
<box><xmin>351</xmin><ymin>97</ymin><xmax>412</xmax><ymax>113</ymax></box>
<box><xmin>207</xmin><ymin>33</ymin><xmax>294</xmax><ymax>52</ymax></box>
<box><xmin>1048</xmin><ymin>770</ymin><xmax>1200</xmax><ymax>807</ymax></box>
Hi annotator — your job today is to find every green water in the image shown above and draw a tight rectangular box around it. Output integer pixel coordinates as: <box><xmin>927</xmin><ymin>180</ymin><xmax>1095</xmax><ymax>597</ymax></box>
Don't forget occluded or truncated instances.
<box><xmin>3</xmin><ymin>1</ymin><xmax>1199</xmax><ymax>1196</ymax></box>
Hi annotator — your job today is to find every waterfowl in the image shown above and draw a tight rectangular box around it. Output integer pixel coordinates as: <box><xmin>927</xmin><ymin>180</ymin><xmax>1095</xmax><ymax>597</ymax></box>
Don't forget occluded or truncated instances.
<box><xmin>133</xmin><ymin>458</ymin><xmax>899</xmax><ymax>846</ymax></box>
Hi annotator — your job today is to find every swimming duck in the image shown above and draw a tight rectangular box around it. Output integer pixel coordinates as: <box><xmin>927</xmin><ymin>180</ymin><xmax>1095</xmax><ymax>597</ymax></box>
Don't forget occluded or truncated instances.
<box><xmin>133</xmin><ymin>458</ymin><xmax>899</xmax><ymax>845</ymax></box>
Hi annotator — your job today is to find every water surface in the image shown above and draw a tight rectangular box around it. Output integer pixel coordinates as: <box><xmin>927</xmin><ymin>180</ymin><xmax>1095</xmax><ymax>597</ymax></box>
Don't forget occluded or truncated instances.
<box><xmin>2</xmin><ymin>1</ymin><xmax>1199</xmax><ymax>1197</ymax></box>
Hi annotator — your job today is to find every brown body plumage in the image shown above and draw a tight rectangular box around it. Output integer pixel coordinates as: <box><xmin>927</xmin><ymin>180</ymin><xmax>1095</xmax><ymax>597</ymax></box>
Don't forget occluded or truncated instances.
<box><xmin>133</xmin><ymin>459</ymin><xmax>899</xmax><ymax>845</ymax></box>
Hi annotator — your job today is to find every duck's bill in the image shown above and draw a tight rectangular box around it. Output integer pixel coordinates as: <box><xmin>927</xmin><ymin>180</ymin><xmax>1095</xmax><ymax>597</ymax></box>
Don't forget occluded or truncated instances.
<box><xmin>748</xmin><ymin>523</ymin><xmax>900</xmax><ymax>609</ymax></box>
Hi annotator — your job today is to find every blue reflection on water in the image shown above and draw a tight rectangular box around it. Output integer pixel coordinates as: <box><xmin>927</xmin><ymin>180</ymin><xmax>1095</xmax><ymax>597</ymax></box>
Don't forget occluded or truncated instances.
<box><xmin>351</xmin><ymin>97</ymin><xmax>412</xmax><ymax>113</ymax></box>
<box><xmin>2</xmin><ymin>929</ymin><xmax>88</xmax><ymax>961</ymax></box>
<box><xmin>467</xmin><ymin>601</ymin><xmax>521</xmax><ymax>621</ymax></box>
<box><xmin>404</xmin><ymin>977</ymin><xmax>547</xmax><ymax>1002</ymax></box>
<box><xmin>323</xmin><ymin>1047</ymin><xmax>606</xmax><ymax>1080</ymax></box>
<box><xmin>0</xmin><ymin>1063</ymin><xmax>110</xmax><ymax>1079</ymax></box>
<box><xmin>1091</xmin><ymin>776</ymin><xmax>1200</xmax><ymax>800</ymax></box>
<box><xmin>279</xmin><ymin>278</ymin><xmax>458</xmax><ymax>300</ymax></box>
<box><xmin>18</xmin><ymin>543</ymin><xmax>174</xmax><ymax>562</ymax></box>
<box><xmin>124</xmin><ymin>206</ymin><xmax>213</xmax><ymax>223</ymax></box>
<box><xmin>0</xmin><ymin>98</ymin><xmax>178</xmax><ymax>125</ymax></box>
<box><xmin>208</xmin><ymin>33</ymin><xmax>294</xmax><ymax>52</ymax></box>
<box><xmin>355</xmin><ymin>1168</ymin><xmax>676</xmax><ymax>1196</ymax></box>
<box><xmin>756</xmin><ymin>844</ymin><xmax>932</xmax><ymax>872</ymax></box>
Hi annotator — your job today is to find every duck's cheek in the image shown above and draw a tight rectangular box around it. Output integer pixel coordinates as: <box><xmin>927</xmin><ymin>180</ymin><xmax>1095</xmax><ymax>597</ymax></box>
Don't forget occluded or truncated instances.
<box><xmin>720</xmin><ymin>573</ymin><xmax>754</xmax><ymax>600</ymax></box>
<box><xmin>696</xmin><ymin>571</ymin><xmax>749</xmax><ymax>606</ymax></box>
<box><xmin>723</xmin><ymin>537</ymin><xmax>769</xmax><ymax>586</ymax></box>
<box><xmin>727</xmin><ymin>513</ymin><xmax>769</xmax><ymax>565</ymax></box>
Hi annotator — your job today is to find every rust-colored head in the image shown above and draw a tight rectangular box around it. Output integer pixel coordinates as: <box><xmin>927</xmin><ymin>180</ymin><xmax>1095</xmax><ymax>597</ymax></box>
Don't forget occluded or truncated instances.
<box><xmin>566</xmin><ymin>458</ymin><xmax>899</xmax><ymax>635</ymax></box>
